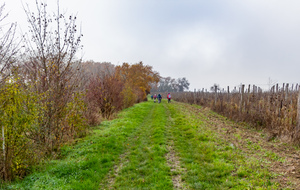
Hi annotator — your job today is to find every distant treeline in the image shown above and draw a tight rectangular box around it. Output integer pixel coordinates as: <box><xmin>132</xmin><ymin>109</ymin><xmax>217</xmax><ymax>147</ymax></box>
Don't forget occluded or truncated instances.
<box><xmin>151</xmin><ymin>77</ymin><xmax>190</xmax><ymax>93</ymax></box>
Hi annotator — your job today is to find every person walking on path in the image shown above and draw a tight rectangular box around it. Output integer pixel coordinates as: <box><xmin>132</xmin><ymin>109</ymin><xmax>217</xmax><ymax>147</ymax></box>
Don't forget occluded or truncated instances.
<box><xmin>167</xmin><ymin>93</ymin><xmax>171</xmax><ymax>103</ymax></box>
<box><xmin>157</xmin><ymin>93</ymin><xmax>162</xmax><ymax>103</ymax></box>
<box><xmin>153</xmin><ymin>94</ymin><xmax>157</xmax><ymax>103</ymax></box>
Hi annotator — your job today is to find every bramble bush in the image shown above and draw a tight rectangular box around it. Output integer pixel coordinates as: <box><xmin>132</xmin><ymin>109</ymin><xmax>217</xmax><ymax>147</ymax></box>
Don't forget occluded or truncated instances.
<box><xmin>0</xmin><ymin>75</ymin><xmax>40</xmax><ymax>181</ymax></box>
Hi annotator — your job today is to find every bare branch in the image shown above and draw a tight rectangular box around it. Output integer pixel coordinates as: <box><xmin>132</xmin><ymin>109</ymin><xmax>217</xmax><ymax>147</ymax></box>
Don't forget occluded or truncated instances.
<box><xmin>0</xmin><ymin>3</ymin><xmax>19</xmax><ymax>85</ymax></box>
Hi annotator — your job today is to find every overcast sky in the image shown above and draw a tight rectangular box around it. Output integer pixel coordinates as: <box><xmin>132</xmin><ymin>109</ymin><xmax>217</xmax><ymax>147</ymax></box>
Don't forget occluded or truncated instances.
<box><xmin>3</xmin><ymin>0</ymin><xmax>300</xmax><ymax>90</ymax></box>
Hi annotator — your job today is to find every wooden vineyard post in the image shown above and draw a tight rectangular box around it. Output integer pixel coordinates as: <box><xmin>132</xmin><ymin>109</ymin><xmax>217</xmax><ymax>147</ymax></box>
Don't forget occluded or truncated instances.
<box><xmin>205</xmin><ymin>89</ymin><xmax>207</xmax><ymax>105</ymax></box>
<box><xmin>227</xmin><ymin>86</ymin><xmax>230</xmax><ymax>101</ymax></box>
<box><xmin>252</xmin><ymin>85</ymin><xmax>256</xmax><ymax>112</ymax></box>
<box><xmin>214</xmin><ymin>85</ymin><xmax>217</xmax><ymax>108</ymax></box>
<box><xmin>247</xmin><ymin>84</ymin><xmax>251</xmax><ymax>105</ymax></box>
<box><xmin>227</xmin><ymin>86</ymin><xmax>230</xmax><ymax>110</ymax></box>
<box><xmin>201</xmin><ymin>88</ymin><xmax>204</xmax><ymax>104</ymax></box>
<box><xmin>239</xmin><ymin>84</ymin><xmax>245</xmax><ymax>115</ymax></box>
<box><xmin>285</xmin><ymin>83</ymin><xmax>289</xmax><ymax>101</ymax></box>
<box><xmin>279</xmin><ymin>83</ymin><xmax>285</xmax><ymax>118</ymax></box>
<box><xmin>275</xmin><ymin>83</ymin><xmax>279</xmax><ymax>117</ymax></box>
<box><xmin>282</xmin><ymin>83</ymin><xmax>285</xmax><ymax>100</ymax></box>
<box><xmin>296</xmin><ymin>88</ymin><xmax>300</xmax><ymax>135</ymax></box>
<box><xmin>195</xmin><ymin>90</ymin><xmax>197</xmax><ymax>104</ymax></box>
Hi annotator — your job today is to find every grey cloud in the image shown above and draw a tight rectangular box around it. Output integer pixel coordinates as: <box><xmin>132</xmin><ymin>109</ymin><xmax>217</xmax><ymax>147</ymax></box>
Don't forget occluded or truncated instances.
<box><xmin>5</xmin><ymin>0</ymin><xmax>300</xmax><ymax>90</ymax></box>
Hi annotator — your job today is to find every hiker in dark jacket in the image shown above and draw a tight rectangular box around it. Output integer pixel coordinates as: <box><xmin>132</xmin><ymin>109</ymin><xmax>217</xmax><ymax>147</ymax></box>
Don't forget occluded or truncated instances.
<box><xmin>157</xmin><ymin>93</ymin><xmax>162</xmax><ymax>103</ymax></box>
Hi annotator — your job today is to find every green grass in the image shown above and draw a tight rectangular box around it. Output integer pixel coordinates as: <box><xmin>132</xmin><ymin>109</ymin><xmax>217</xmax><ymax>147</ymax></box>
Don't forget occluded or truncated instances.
<box><xmin>3</xmin><ymin>99</ymin><xmax>283</xmax><ymax>189</ymax></box>
<box><xmin>165</xmin><ymin>102</ymin><xmax>280</xmax><ymax>189</ymax></box>
<box><xmin>103</xmin><ymin>101</ymin><xmax>173</xmax><ymax>189</ymax></box>
<box><xmin>4</xmin><ymin>102</ymin><xmax>155</xmax><ymax>190</ymax></box>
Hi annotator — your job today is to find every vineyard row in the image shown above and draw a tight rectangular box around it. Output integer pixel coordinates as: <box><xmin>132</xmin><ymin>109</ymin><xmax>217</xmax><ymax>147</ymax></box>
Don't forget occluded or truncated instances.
<box><xmin>170</xmin><ymin>83</ymin><xmax>300</xmax><ymax>142</ymax></box>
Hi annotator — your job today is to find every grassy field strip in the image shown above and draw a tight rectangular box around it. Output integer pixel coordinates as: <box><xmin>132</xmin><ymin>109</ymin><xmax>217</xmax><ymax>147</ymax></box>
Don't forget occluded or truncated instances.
<box><xmin>5</xmin><ymin>103</ymin><xmax>155</xmax><ymax>190</ymax></box>
<box><xmin>192</xmin><ymin>104</ymin><xmax>298</xmax><ymax>189</ymax></box>
<box><xmin>165</xmin><ymin>101</ymin><xmax>280</xmax><ymax>189</ymax></box>
<box><xmin>104</xmin><ymin>102</ymin><xmax>173</xmax><ymax>189</ymax></box>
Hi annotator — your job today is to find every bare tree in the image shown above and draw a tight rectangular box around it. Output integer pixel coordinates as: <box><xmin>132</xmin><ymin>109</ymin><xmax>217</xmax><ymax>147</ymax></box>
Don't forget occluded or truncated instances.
<box><xmin>177</xmin><ymin>77</ymin><xmax>190</xmax><ymax>92</ymax></box>
<box><xmin>22</xmin><ymin>0</ymin><xmax>83</xmax><ymax>153</ymax></box>
<box><xmin>79</xmin><ymin>61</ymin><xmax>115</xmax><ymax>90</ymax></box>
<box><xmin>210</xmin><ymin>83</ymin><xmax>220</xmax><ymax>92</ymax></box>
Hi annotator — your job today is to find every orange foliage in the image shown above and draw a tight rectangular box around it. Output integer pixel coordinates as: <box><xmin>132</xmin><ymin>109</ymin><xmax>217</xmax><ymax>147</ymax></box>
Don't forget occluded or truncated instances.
<box><xmin>85</xmin><ymin>61</ymin><xmax>160</xmax><ymax>122</ymax></box>
<box><xmin>116</xmin><ymin>62</ymin><xmax>160</xmax><ymax>103</ymax></box>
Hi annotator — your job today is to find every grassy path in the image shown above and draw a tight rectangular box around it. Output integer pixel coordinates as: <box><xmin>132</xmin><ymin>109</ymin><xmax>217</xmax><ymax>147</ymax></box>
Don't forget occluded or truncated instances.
<box><xmin>101</xmin><ymin>101</ymin><xmax>173</xmax><ymax>189</ymax></box>
<box><xmin>4</xmin><ymin>99</ymin><xmax>296</xmax><ymax>189</ymax></box>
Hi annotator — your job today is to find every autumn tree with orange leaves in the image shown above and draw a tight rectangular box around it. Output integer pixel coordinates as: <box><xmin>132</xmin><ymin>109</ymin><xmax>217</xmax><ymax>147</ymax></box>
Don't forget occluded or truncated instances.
<box><xmin>115</xmin><ymin>62</ymin><xmax>160</xmax><ymax>107</ymax></box>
